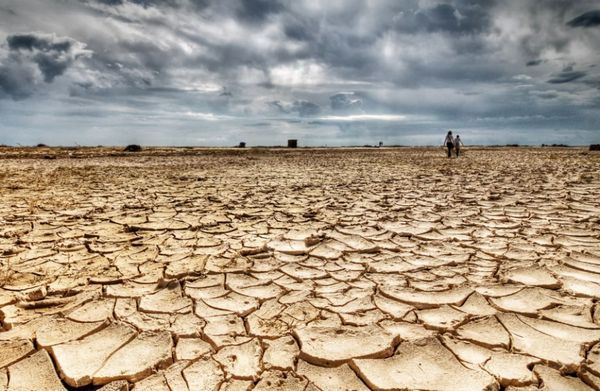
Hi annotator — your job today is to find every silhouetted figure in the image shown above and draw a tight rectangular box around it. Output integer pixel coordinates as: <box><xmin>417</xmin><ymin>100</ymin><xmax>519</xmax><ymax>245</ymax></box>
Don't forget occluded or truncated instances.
<box><xmin>443</xmin><ymin>131</ymin><xmax>454</xmax><ymax>158</ymax></box>
<box><xmin>454</xmin><ymin>135</ymin><xmax>464</xmax><ymax>157</ymax></box>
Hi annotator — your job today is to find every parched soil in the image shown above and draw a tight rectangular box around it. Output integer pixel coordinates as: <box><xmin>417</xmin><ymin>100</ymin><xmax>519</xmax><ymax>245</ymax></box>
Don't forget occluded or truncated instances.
<box><xmin>1</xmin><ymin>147</ymin><xmax>600</xmax><ymax>390</ymax></box>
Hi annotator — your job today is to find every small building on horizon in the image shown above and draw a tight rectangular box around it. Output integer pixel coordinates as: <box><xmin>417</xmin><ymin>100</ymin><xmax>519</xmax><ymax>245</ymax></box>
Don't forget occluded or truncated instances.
<box><xmin>288</xmin><ymin>139</ymin><xmax>298</xmax><ymax>148</ymax></box>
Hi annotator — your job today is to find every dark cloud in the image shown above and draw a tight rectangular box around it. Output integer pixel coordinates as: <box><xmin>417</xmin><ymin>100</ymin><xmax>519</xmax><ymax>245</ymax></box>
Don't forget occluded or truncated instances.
<box><xmin>393</xmin><ymin>0</ymin><xmax>494</xmax><ymax>34</ymax></box>
<box><xmin>530</xmin><ymin>90</ymin><xmax>559</xmax><ymax>99</ymax></box>
<box><xmin>0</xmin><ymin>32</ymin><xmax>90</xmax><ymax>99</ymax></box>
<box><xmin>548</xmin><ymin>65</ymin><xmax>587</xmax><ymax>84</ymax></box>
<box><xmin>0</xmin><ymin>63</ymin><xmax>37</xmax><ymax>100</ymax></box>
<box><xmin>283</xmin><ymin>17</ymin><xmax>316</xmax><ymax>41</ymax></box>
<box><xmin>0</xmin><ymin>6</ymin><xmax>16</xmax><ymax>15</ymax></box>
<box><xmin>235</xmin><ymin>0</ymin><xmax>283</xmax><ymax>23</ymax></box>
<box><xmin>567</xmin><ymin>10</ymin><xmax>600</xmax><ymax>28</ymax></box>
<box><xmin>526</xmin><ymin>59</ymin><xmax>543</xmax><ymax>66</ymax></box>
<box><xmin>7</xmin><ymin>33</ymin><xmax>72</xmax><ymax>53</ymax></box>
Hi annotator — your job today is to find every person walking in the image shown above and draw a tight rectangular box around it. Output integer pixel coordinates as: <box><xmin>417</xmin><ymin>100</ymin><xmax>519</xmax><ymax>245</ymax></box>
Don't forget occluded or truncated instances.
<box><xmin>454</xmin><ymin>134</ymin><xmax>464</xmax><ymax>157</ymax></box>
<box><xmin>443</xmin><ymin>130</ymin><xmax>454</xmax><ymax>158</ymax></box>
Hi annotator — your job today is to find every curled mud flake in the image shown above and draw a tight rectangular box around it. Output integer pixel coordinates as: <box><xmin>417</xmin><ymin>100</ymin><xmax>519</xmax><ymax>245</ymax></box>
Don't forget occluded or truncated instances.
<box><xmin>49</xmin><ymin>323</ymin><xmax>137</xmax><ymax>387</ymax></box>
<box><xmin>379</xmin><ymin>320</ymin><xmax>436</xmax><ymax>340</ymax></box>
<box><xmin>267</xmin><ymin>239</ymin><xmax>309</xmax><ymax>255</ymax></box>
<box><xmin>309</xmin><ymin>243</ymin><xmax>344</xmax><ymax>260</ymax></box>
<box><xmin>539</xmin><ymin>305</ymin><xmax>599</xmax><ymax>329</ymax></box>
<box><xmin>7</xmin><ymin>349</ymin><xmax>67</xmax><ymax>391</ymax></box>
<box><xmin>16</xmin><ymin>285</ymin><xmax>47</xmax><ymax>301</ymax></box>
<box><xmin>441</xmin><ymin>336</ymin><xmax>492</xmax><ymax>367</ymax></box>
<box><xmin>497</xmin><ymin>313</ymin><xmax>584</xmax><ymax>371</ymax></box>
<box><xmin>182</xmin><ymin>356</ymin><xmax>225</xmax><ymax>391</ymax></box>
<box><xmin>416</xmin><ymin>305</ymin><xmax>470</xmax><ymax>330</ymax></box>
<box><xmin>162</xmin><ymin>360</ymin><xmax>191</xmax><ymax>391</ymax></box>
<box><xmin>483</xmin><ymin>352</ymin><xmax>540</xmax><ymax>387</ymax></box>
<box><xmin>533</xmin><ymin>365</ymin><xmax>594</xmax><ymax>391</ymax></box>
<box><xmin>489</xmin><ymin>287</ymin><xmax>562</xmax><ymax>315</ymax></box>
<box><xmin>517</xmin><ymin>315</ymin><xmax>600</xmax><ymax>344</ymax></box>
<box><xmin>36</xmin><ymin>317</ymin><xmax>106</xmax><ymax>347</ymax></box>
<box><xmin>454</xmin><ymin>292</ymin><xmax>498</xmax><ymax>316</ymax></box>
<box><xmin>379</xmin><ymin>286</ymin><xmax>473</xmax><ymax>309</ymax></box>
<box><xmin>552</xmin><ymin>265</ymin><xmax>600</xmax><ymax>285</ymax></box>
<box><xmin>186</xmin><ymin>284</ymin><xmax>230</xmax><ymax>300</ymax></box>
<box><xmin>294</xmin><ymin>325</ymin><xmax>397</xmax><ymax>367</ymax></box>
<box><xmin>67</xmin><ymin>298</ymin><xmax>115</xmax><ymax>322</ymax></box>
<box><xmin>297</xmin><ymin>359</ymin><xmax>370</xmax><ymax>391</ymax></box>
<box><xmin>175</xmin><ymin>337</ymin><xmax>213</xmax><ymax>360</ymax></box>
<box><xmin>105</xmin><ymin>281</ymin><xmax>156</xmax><ymax>298</ymax></box>
<box><xmin>0</xmin><ymin>338</ymin><xmax>34</xmax><ymax>368</ymax></box>
<box><xmin>351</xmin><ymin>337</ymin><xmax>498</xmax><ymax>391</ymax></box>
<box><xmin>203</xmin><ymin>292</ymin><xmax>259</xmax><ymax>316</ymax></box>
<box><xmin>340</xmin><ymin>309</ymin><xmax>388</xmax><ymax>327</ymax></box>
<box><xmin>561</xmin><ymin>276</ymin><xmax>600</xmax><ymax>298</ymax></box>
<box><xmin>165</xmin><ymin>255</ymin><xmax>207</xmax><ymax>279</ymax></box>
<box><xmin>139</xmin><ymin>281</ymin><xmax>192</xmax><ymax>314</ymax></box>
<box><xmin>203</xmin><ymin>314</ymin><xmax>246</xmax><ymax>336</ymax></box>
<box><xmin>169</xmin><ymin>312</ymin><xmax>206</xmax><ymax>337</ymax></box>
<box><xmin>456</xmin><ymin>316</ymin><xmax>510</xmax><ymax>349</ymax></box>
<box><xmin>93</xmin><ymin>330</ymin><xmax>173</xmax><ymax>385</ymax></box>
<box><xmin>214</xmin><ymin>338</ymin><xmax>263</xmax><ymax>380</ymax></box>
<box><xmin>503</xmin><ymin>267</ymin><xmax>561</xmax><ymax>288</ymax></box>
<box><xmin>263</xmin><ymin>335</ymin><xmax>299</xmax><ymax>371</ymax></box>
<box><xmin>232</xmin><ymin>282</ymin><xmax>283</xmax><ymax>300</ymax></box>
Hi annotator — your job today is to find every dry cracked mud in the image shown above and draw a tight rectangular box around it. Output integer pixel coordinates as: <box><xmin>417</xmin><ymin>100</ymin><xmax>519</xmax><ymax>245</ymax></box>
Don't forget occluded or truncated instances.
<box><xmin>0</xmin><ymin>146</ymin><xmax>600</xmax><ymax>390</ymax></box>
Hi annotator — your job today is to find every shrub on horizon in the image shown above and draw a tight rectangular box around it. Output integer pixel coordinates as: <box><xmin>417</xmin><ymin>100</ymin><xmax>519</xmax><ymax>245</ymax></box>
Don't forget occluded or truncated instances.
<box><xmin>124</xmin><ymin>144</ymin><xmax>142</xmax><ymax>152</ymax></box>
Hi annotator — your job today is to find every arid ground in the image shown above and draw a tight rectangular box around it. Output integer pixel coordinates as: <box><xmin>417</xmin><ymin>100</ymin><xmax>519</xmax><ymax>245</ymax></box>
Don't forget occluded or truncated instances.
<box><xmin>1</xmin><ymin>147</ymin><xmax>600</xmax><ymax>391</ymax></box>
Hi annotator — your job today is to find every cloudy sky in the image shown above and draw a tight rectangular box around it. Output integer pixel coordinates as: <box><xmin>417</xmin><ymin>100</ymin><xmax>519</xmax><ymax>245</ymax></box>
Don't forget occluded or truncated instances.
<box><xmin>0</xmin><ymin>0</ymin><xmax>599</xmax><ymax>146</ymax></box>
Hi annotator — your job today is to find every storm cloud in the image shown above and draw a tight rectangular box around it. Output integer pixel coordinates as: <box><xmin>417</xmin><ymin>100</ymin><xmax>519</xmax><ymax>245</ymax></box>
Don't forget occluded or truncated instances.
<box><xmin>0</xmin><ymin>32</ymin><xmax>90</xmax><ymax>99</ymax></box>
<box><xmin>0</xmin><ymin>0</ymin><xmax>599</xmax><ymax>145</ymax></box>
<box><xmin>547</xmin><ymin>65</ymin><xmax>587</xmax><ymax>84</ymax></box>
<box><xmin>567</xmin><ymin>10</ymin><xmax>600</xmax><ymax>28</ymax></box>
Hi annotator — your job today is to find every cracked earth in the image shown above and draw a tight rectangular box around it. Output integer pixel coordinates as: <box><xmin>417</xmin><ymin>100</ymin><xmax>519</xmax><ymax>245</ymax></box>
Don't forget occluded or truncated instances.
<box><xmin>1</xmin><ymin>147</ymin><xmax>600</xmax><ymax>391</ymax></box>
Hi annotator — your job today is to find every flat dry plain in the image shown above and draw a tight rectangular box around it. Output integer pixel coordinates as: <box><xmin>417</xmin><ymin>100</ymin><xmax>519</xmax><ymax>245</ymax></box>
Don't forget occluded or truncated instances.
<box><xmin>1</xmin><ymin>146</ymin><xmax>600</xmax><ymax>391</ymax></box>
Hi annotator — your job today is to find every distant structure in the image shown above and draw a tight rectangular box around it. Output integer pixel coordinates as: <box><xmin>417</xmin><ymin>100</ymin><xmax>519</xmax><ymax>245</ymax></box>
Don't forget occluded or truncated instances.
<box><xmin>288</xmin><ymin>139</ymin><xmax>298</xmax><ymax>148</ymax></box>
<box><xmin>239</xmin><ymin>142</ymin><xmax>246</xmax><ymax>148</ymax></box>
<box><xmin>591</xmin><ymin>144</ymin><xmax>600</xmax><ymax>151</ymax></box>
<box><xmin>378</xmin><ymin>141</ymin><xmax>383</xmax><ymax>148</ymax></box>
